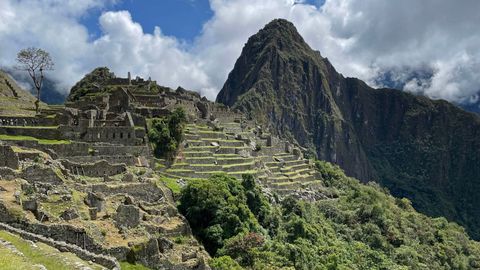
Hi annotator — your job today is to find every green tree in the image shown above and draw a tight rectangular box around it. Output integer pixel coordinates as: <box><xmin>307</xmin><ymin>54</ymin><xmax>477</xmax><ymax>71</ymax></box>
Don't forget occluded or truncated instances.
<box><xmin>148</xmin><ymin>107</ymin><xmax>186</xmax><ymax>159</ymax></box>
<box><xmin>178</xmin><ymin>174</ymin><xmax>260</xmax><ymax>255</ymax></box>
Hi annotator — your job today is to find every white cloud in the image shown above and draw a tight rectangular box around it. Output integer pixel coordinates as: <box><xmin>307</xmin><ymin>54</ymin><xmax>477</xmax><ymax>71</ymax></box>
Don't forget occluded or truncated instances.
<box><xmin>1</xmin><ymin>0</ymin><xmax>480</xmax><ymax>104</ymax></box>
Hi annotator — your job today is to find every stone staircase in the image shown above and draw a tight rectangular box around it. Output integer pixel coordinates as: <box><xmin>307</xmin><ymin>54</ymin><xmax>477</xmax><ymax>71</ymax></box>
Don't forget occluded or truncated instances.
<box><xmin>160</xmin><ymin>122</ymin><xmax>324</xmax><ymax>196</ymax></box>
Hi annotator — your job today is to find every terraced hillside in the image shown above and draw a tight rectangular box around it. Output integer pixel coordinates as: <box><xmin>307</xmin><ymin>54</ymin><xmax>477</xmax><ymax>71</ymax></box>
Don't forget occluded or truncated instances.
<box><xmin>160</xmin><ymin>120</ymin><xmax>324</xmax><ymax>199</ymax></box>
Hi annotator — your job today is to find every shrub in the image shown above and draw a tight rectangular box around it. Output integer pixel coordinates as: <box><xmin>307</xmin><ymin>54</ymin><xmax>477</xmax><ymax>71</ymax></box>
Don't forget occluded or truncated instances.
<box><xmin>148</xmin><ymin>107</ymin><xmax>186</xmax><ymax>159</ymax></box>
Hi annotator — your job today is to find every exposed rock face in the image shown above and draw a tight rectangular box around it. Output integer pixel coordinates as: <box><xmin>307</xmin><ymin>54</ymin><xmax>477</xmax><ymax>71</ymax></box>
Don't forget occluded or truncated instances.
<box><xmin>217</xmin><ymin>19</ymin><xmax>480</xmax><ymax>239</ymax></box>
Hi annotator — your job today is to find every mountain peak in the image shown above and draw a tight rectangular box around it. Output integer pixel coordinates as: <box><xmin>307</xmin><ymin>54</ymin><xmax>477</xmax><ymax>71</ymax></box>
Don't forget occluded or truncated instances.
<box><xmin>246</xmin><ymin>18</ymin><xmax>311</xmax><ymax>53</ymax></box>
<box><xmin>216</xmin><ymin>19</ymin><xmax>323</xmax><ymax>107</ymax></box>
<box><xmin>262</xmin><ymin>18</ymin><xmax>297</xmax><ymax>32</ymax></box>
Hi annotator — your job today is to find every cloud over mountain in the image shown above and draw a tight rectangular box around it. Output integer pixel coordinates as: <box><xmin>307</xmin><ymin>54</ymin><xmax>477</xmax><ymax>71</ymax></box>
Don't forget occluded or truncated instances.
<box><xmin>1</xmin><ymin>0</ymin><xmax>479</xmax><ymax>104</ymax></box>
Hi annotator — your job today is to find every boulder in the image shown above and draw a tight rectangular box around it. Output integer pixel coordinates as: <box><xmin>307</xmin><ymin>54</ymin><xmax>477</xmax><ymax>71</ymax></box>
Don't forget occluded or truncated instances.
<box><xmin>60</xmin><ymin>208</ymin><xmax>79</xmax><ymax>221</ymax></box>
<box><xmin>115</xmin><ymin>204</ymin><xmax>142</xmax><ymax>228</ymax></box>
<box><xmin>122</xmin><ymin>172</ymin><xmax>134</xmax><ymax>182</ymax></box>
<box><xmin>0</xmin><ymin>167</ymin><xmax>17</xmax><ymax>180</ymax></box>
<box><xmin>0</xmin><ymin>145</ymin><xmax>19</xmax><ymax>169</ymax></box>
<box><xmin>182</xmin><ymin>251</ymin><xmax>197</xmax><ymax>262</ymax></box>
<box><xmin>158</xmin><ymin>237</ymin><xmax>174</xmax><ymax>253</ymax></box>
<box><xmin>84</xmin><ymin>192</ymin><xmax>105</xmax><ymax>212</ymax></box>
<box><xmin>22</xmin><ymin>198</ymin><xmax>38</xmax><ymax>212</ymax></box>
<box><xmin>88</xmin><ymin>207</ymin><xmax>98</xmax><ymax>220</ymax></box>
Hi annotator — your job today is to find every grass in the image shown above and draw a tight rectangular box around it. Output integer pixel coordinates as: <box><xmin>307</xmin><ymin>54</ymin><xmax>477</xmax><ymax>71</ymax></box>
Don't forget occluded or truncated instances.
<box><xmin>0</xmin><ymin>125</ymin><xmax>59</xmax><ymax>129</ymax></box>
<box><xmin>0</xmin><ymin>245</ymin><xmax>33</xmax><ymax>270</ymax></box>
<box><xmin>222</xmin><ymin>162</ymin><xmax>254</xmax><ymax>169</ymax></box>
<box><xmin>166</xmin><ymin>169</ymin><xmax>194</xmax><ymax>173</ymax></box>
<box><xmin>158</xmin><ymin>176</ymin><xmax>182</xmax><ymax>195</ymax></box>
<box><xmin>0</xmin><ymin>230</ymin><xmax>103</xmax><ymax>270</ymax></box>
<box><xmin>120</xmin><ymin>261</ymin><xmax>152</xmax><ymax>270</ymax></box>
<box><xmin>0</xmin><ymin>134</ymin><xmax>70</xmax><ymax>145</ymax></box>
<box><xmin>227</xmin><ymin>170</ymin><xmax>258</xmax><ymax>175</ymax></box>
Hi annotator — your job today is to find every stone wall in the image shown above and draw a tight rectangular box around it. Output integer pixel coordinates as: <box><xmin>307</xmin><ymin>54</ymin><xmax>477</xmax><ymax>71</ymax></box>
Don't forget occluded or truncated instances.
<box><xmin>84</xmin><ymin>126</ymin><xmax>140</xmax><ymax>145</ymax></box>
<box><xmin>91</xmin><ymin>182</ymin><xmax>164</xmax><ymax>203</ymax></box>
<box><xmin>61</xmin><ymin>159</ymin><xmax>127</xmax><ymax>177</ymax></box>
<box><xmin>66</xmin><ymin>155</ymin><xmax>138</xmax><ymax>166</ymax></box>
<box><xmin>0</xmin><ymin>116</ymin><xmax>57</xmax><ymax>127</ymax></box>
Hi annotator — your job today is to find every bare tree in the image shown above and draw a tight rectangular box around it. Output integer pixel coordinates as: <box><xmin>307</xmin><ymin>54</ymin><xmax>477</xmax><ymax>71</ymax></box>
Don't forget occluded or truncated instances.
<box><xmin>16</xmin><ymin>47</ymin><xmax>54</xmax><ymax>114</ymax></box>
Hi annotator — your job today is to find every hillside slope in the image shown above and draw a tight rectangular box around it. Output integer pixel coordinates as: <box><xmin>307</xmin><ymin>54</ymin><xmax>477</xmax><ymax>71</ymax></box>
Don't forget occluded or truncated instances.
<box><xmin>0</xmin><ymin>70</ymin><xmax>47</xmax><ymax>116</ymax></box>
<box><xmin>216</xmin><ymin>19</ymin><xmax>480</xmax><ymax>239</ymax></box>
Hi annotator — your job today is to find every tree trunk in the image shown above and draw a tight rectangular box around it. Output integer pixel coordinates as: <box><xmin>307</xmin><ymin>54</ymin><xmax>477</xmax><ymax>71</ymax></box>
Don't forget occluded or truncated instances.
<box><xmin>35</xmin><ymin>87</ymin><xmax>40</xmax><ymax>114</ymax></box>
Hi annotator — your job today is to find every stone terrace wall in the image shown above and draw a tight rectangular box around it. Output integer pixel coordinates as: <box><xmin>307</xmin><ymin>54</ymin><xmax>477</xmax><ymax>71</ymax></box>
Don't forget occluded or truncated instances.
<box><xmin>61</xmin><ymin>159</ymin><xmax>127</xmax><ymax>177</ymax></box>
<box><xmin>1</xmin><ymin>141</ymin><xmax>149</xmax><ymax>158</ymax></box>
<box><xmin>66</xmin><ymin>155</ymin><xmax>138</xmax><ymax>166</ymax></box>
<box><xmin>0</xmin><ymin>116</ymin><xmax>57</xmax><ymax>127</ymax></box>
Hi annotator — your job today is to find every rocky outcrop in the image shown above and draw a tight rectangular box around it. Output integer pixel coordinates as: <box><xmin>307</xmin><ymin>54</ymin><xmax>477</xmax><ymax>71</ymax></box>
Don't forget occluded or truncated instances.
<box><xmin>217</xmin><ymin>19</ymin><xmax>480</xmax><ymax>239</ymax></box>
<box><xmin>0</xmin><ymin>144</ymin><xmax>19</xmax><ymax>169</ymax></box>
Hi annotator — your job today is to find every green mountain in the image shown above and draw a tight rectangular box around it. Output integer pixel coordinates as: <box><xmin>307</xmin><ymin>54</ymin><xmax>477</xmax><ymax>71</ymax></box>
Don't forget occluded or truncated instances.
<box><xmin>216</xmin><ymin>19</ymin><xmax>480</xmax><ymax>239</ymax></box>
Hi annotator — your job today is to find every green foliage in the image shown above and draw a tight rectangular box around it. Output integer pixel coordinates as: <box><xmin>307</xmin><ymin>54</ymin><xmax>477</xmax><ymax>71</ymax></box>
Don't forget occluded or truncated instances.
<box><xmin>119</xmin><ymin>261</ymin><xmax>151</xmax><ymax>270</ymax></box>
<box><xmin>178</xmin><ymin>174</ymin><xmax>260</xmax><ymax>255</ymax></box>
<box><xmin>179</xmin><ymin>161</ymin><xmax>480</xmax><ymax>269</ymax></box>
<box><xmin>148</xmin><ymin>108</ymin><xmax>186</xmax><ymax>159</ymax></box>
<box><xmin>68</xmin><ymin>67</ymin><xmax>114</xmax><ymax>101</ymax></box>
<box><xmin>210</xmin><ymin>256</ymin><xmax>243</xmax><ymax>270</ymax></box>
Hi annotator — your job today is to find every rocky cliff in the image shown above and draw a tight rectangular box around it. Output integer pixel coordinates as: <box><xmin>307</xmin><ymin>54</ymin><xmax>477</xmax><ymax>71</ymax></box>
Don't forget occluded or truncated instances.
<box><xmin>217</xmin><ymin>19</ymin><xmax>480</xmax><ymax>239</ymax></box>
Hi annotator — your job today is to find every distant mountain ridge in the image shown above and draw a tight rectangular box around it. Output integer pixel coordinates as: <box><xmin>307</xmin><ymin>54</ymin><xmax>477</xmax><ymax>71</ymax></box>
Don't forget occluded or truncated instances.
<box><xmin>217</xmin><ymin>19</ymin><xmax>480</xmax><ymax>239</ymax></box>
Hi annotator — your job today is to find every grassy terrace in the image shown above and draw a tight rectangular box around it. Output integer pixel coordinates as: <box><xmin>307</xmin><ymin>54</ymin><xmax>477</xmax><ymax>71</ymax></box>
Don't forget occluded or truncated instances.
<box><xmin>0</xmin><ymin>230</ymin><xmax>103</xmax><ymax>270</ymax></box>
<box><xmin>222</xmin><ymin>162</ymin><xmax>254</xmax><ymax>169</ymax></box>
<box><xmin>0</xmin><ymin>134</ymin><xmax>70</xmax><ymax>145</ymax></box>
<box><xmin>0</xmin><ymin>125</ymin><xmax>59</xmax><ymax>129</ymax></box>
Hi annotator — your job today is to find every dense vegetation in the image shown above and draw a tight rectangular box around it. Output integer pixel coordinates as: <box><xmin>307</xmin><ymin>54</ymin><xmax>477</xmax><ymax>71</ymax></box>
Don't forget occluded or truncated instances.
<box><xmin>179</xmin><ymin>162</ymin><xmax>480</xmax><ymax>269</ymax></box>
<box><xmin>148</xmin><ymin>107</ymin><xmax>186</xmax><ymax>159</ymax></box>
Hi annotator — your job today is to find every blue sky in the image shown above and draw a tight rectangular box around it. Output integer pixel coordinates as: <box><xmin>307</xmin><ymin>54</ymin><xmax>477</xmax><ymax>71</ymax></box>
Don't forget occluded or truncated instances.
<box><xmin>81</xmin><ymin>0</ymin><xmax>214</xmax><ymax>42</ymax></box>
